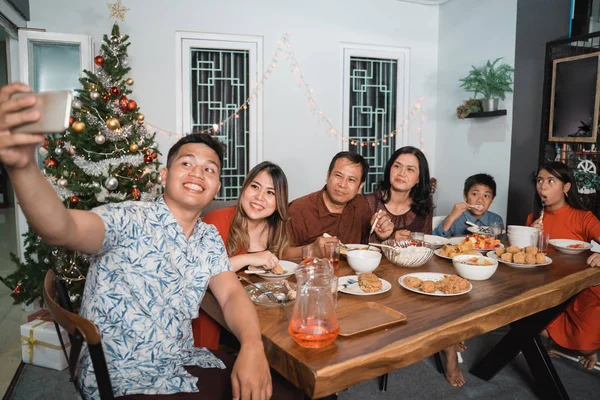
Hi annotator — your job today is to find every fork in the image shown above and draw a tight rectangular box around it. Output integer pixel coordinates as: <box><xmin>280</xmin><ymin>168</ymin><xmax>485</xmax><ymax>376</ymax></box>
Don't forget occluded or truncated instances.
<box><xmin>238</xmin><ymin>276</ymin><xmax>279</xmax><ymax>303</ymax></box>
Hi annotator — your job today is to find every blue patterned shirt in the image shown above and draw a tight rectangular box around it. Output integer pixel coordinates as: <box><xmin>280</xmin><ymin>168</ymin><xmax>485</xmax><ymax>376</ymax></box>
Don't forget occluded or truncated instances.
<box><xmin>432</xmin><ymin>210</ymin><xmax>504</xmax><ymax>238</ymax></box>
<box><xmin>76</xmin><ymin>196</ymin><xmax>231</xmax><ymax>398</ymax></box>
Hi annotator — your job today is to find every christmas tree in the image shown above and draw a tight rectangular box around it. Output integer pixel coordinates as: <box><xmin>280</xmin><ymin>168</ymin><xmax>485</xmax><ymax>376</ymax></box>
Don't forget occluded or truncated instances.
<box><xmin>2</xmin><ymin>23</ymin><xmax>162</xmax><ymax>307</ymax></box>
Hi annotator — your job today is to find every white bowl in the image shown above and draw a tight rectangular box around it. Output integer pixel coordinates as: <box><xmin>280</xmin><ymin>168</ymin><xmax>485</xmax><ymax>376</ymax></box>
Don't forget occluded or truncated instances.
<box><xmin>340</xmin><ymin>244</ymin><xmax>381</xmax><ymax>256</ymax></box>
<box><xmin>380</xmin><ymin>239</ymin><xmax>434</xmax><ymax>268</ymax></box>
<box><xmin>549</xmin><ymin>239</ymin><xmax>593</xmax><ymax>254</ymax></box>
<box><xmin>508</xmin><ymin>231</ymin><xmax>538</xmax><ymax>248</ymax></box>
<box><xmin>507</xmin><ymin>225</ymin><xmax>538</xmax><ymax>234</ymax></box>
<box><xmin>424</xmin><ymin>234</ymin><xmax>449</xmax><ymax>249</ymax></box>
<box><xmin>346</xmin><ymin>250</ymin><xmax>382</xmax><ymax>273</ymax></box>
<box><xmin>452</xmin><ymin>254</ymin><xmax>498</xmax><ymax>281</ymax></box>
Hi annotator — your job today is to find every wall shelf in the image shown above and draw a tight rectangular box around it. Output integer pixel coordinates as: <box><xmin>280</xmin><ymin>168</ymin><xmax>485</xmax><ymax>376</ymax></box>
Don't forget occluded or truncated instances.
<box><xmin>465</xmin><ymin>110</ymin><xmax>507</xmax><ymax>118</ymax></box>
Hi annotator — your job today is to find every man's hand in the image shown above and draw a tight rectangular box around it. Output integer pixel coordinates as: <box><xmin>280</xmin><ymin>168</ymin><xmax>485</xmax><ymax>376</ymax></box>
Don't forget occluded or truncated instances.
<box><xmin>231</xmin><ymin>344</ymin><xmax>272</xmax><ymax>400</ymax></box>
<box><xmin>0</xmin><ymin>83</ymin><xmax>42</xmax><ymax>169</ymax></box>
<box><xmin>371</xmin><ymin>210</ymin><xmax>394</xmax><ymax>241</ymax></box>
<box><xmin>312</xmin><ymin>236</ymin><xmax>339</xmax><ymax>258</ymax></box>
<box><xmin>587</xmin><ymin>252</ymin><xmax>600</xmax><ymax>267</ymax></box>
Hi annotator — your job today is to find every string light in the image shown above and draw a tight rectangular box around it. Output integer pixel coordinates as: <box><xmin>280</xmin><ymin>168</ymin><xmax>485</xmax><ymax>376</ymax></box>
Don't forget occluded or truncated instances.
<box><xmin>140</xmin><ymin>33</ymin><xmax>427</xmax><ymax>151</ymax></box>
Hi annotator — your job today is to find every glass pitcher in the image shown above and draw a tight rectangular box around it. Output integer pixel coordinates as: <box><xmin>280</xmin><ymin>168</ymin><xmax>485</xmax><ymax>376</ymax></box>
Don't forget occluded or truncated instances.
<box><xmin>288</xmin><ymin>258</ymin><xmax>339</xmax><ymax>348</ymax></box>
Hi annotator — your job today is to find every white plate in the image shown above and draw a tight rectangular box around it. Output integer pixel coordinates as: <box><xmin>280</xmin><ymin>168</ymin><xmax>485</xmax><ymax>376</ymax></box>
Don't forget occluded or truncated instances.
<box><xmin>247</xmin><ymin>260</ymin><xmax>298</xmax><ymax>281</ymax></box>
<box><xmin>398</xmin><ymin>272</ymin><xmax>472</xmax><ymax>297</ymax></box>
<box><xmin>340</xmin><ymin>244</ymin><xmax>381</xmax><ymax>256</ymax></box>
<box><xmin>338</xmin><ymin>275</ymin><xmax>391</xmax><ymax>296</ymax></box>
<box><xmin>447</xmin><ymin>236</ymin><xmax>503</xmax><ymax>253</ymax></box>
<box><xmin>486</xmin><ymin>251</ymin><xmax>552</xmax><ymax>268</ymax></box>
<box><xmin>467</xmin><ymin>226</ymin><xmax>506</xmax><ymax>235</ymax></box>
<box><xmin>424</xmin><ymin>234</ymin><xmax>449</xmax><ymax>248</ymax></box>
<box><xmin>549</xmin><ymin>239</ymin><xmax>593</xmax><ymax>254</ymax></box>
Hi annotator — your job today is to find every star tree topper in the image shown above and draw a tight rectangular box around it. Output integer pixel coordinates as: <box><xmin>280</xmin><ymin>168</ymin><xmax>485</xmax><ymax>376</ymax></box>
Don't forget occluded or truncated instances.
<box><xmin>107</xmin><ymin>0</ymin><xmax>130</xmax><ymax>21</ymax></box>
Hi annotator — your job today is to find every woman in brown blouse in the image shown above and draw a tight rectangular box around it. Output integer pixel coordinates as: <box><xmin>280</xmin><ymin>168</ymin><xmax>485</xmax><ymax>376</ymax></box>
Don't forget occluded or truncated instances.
<box><xmin>365</xmin><ymin>146</ymin><xmax>433</xmax><ymax>239</ymax></box>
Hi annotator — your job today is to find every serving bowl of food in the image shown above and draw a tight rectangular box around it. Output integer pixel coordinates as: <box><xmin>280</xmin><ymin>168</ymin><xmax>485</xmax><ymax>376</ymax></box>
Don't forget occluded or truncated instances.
<box><xmin>452</xmin><ymin>254</ymin><xmax>498</xmax><ymax>281</ymax></box>
<box><xmin>380</xmin><ymin>239</ymin><xmax>434</xmax><ymax>268</ymax></box>
<box><xmin>346</xmin><ymin>250</ymin><xmax>382</xmax><ymax>273</ymax></box>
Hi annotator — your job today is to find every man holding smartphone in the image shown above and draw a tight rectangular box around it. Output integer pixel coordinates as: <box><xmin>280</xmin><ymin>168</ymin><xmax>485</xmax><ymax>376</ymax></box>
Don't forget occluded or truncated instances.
<box><xmin>0</xmin><ymin>82</ymin><xmax>292</xmax><ymax>399</ymax></box>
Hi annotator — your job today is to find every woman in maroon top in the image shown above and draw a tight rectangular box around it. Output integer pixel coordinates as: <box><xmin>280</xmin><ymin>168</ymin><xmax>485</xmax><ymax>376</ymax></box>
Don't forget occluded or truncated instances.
<box><xmin>365</xmin><ymin>146</ymin><xmax>433</xmax><ymax>240</ymax></box>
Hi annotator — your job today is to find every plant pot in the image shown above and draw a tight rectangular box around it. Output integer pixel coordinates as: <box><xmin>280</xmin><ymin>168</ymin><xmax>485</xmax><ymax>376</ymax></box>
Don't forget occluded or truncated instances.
<box><xmin>480</xmin><ymin>98</ymin><xmax>499</xmax><ymax>112</ymax></box>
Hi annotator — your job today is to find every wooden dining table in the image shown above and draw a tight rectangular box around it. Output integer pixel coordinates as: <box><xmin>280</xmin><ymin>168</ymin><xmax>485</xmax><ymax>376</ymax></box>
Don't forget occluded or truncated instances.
<box><xmin>201</xmin><ymin>247</ymin><xmax>600</xmax><ymax>399</ymax></box>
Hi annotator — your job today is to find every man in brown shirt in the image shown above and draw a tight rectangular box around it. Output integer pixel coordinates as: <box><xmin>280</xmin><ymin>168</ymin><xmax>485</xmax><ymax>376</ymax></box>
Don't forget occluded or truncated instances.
<box><xmin>284</xmin><ymin>152</ymin><xmax>394</xmax><ymax>259</ymax></box>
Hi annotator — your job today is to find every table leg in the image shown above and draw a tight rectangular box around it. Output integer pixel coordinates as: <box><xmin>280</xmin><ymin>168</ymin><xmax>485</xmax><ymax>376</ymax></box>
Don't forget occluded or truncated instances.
<box><xmin>470</xmin><ymin>299</ymin><xmax>572</xmax><ymax>399</ymax></box>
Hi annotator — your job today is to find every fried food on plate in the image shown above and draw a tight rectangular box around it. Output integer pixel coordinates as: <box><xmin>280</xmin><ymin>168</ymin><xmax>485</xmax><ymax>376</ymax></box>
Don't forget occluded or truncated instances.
<box><xmin>421</xmin><ymin>280</ymin><xmax>436</xmax><ymax>293</ymax></box>
<box><xmin>403</xmin><ymin>276</ymin><xmax>422</xmax><ymax>289</ymax></box>
<box><xmin>358</xmin><ymin>273</ymin><xmax>382</xmax><ymax>293</ymax></box>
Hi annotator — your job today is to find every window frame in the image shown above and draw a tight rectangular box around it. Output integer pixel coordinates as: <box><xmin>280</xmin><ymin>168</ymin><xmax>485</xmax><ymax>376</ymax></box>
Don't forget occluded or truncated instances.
<box><xmin>340</xmin><ymin>43</ymin><xmax>410</xmax><ymax>150</ymax></box>
<box><xmin>175</xmin><ymin>32</ymin><xmax>263</xmax><ymax>168</ymax></box>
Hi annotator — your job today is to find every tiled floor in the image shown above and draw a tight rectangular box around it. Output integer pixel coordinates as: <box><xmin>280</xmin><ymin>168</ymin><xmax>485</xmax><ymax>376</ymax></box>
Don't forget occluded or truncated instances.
<box><xmin>0</xmin><ymin>207</ymin><xmax>29</xmax><ymax>396</ymax></box>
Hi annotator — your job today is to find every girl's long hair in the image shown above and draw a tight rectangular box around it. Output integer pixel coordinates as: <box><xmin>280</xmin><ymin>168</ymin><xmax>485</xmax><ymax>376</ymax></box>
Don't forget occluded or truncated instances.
<box><xmin>377</xmin><ymin>146</ymin><xmax>432</xmax><ymax>217</ymax></box>
<box><xmin>227</xmin><ymin>161</ymin><xmax>290</xmax><ymax>258</ymax></box>
<box><xmin>531</xmin><ymin>161</ymin><xmax>586</xmax><ymax>221</ymax></box>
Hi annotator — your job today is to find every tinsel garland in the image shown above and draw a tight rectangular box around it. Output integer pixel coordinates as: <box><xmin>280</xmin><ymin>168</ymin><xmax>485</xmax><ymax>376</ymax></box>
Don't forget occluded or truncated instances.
<box><xmin>72</xmin><ymin>154</ymin><xmax>145</xmax><ymax>177</ymax></box>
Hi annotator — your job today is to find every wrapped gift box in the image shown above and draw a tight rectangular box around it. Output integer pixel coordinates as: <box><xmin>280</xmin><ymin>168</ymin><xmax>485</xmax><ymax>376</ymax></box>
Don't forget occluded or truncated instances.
<box><xmin>21</xmin><ymin>319</ymin><xmax>71</xmax><ymax>371</ymax></box>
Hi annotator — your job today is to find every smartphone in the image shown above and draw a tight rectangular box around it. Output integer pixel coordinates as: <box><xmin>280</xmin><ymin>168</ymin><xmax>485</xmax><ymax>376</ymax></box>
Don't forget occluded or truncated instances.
<box><xmin>10</xmin><ymin>90</ymin><xmax>73</xmax><ymax>134</ymax></box>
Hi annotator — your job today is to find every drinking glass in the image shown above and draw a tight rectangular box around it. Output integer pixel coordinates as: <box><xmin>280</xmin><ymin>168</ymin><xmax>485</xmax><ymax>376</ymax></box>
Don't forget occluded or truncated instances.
<box><xmin>302</xmin><ymin>245</ymin><xmax>315</xmax><ymax>262</ymax></box>
<box><xmin>491</xmin><ymin>222</ymin><xmax>504</xmax><ymax>240</ymax></box>
<box><xmin>411</xmin><ymin>232</ymin><xmax>425</xmax><ymax>245</ymax></box>
<box><xmin>324</xmin><ymin>242</ymin><xmax>340</xmax><ymax>270</ymax></box>
<box><xmin>538</xmin><ymin>232</ymin><xmax>550</xmax><ymax>254</ymax></box>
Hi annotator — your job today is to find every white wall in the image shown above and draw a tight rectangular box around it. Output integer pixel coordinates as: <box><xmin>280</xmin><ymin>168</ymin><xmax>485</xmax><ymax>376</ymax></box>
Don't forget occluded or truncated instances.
<box><xmin>27</xmin><ymin>0</ymin><xmax>439</xmax><ymax>200</ymax></box>
<box><xmin>434</xmin><ymin>0</ymin><xmax>517</xmax><ymax>221</ymax></box>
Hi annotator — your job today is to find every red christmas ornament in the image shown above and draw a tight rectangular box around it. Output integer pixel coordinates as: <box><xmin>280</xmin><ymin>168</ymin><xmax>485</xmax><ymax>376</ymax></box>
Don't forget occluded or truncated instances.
<box><xmin>145</xmin><ymin>148</ymin><xmax>152</xmax><ymax>155</ymax></box>
<box><xmin>101</xmin><ymin>93</ymin><xmax>109</xmax><ymax>102</ymax></box>
<box><xmin>70</xmin><ymin>196</ymin><xmax>79</xmax><ymax>204</ymax></box>
<box><xmin>55</xmin><ymin>139</ymin><xmax>63</xmax><ymax>146</ymax></box>
<box><xmin>69</xmin><ymin>117</ymin><xmax>75</xmax><ymax>125</ymax></box>
<box><xmin>110</xmin><ymin>86</ymin><xmax>121</xmax><ymax>97</ymax></box>
<box><xmin>12</xmin><ymin>284</ymin><xmax>23</xmax><ymax>295</ymax></box>
<box><xmin>94</xmin><ymin>55</ymin><xmax>104</xmax><ymax>66</ymax></box>
<box><xmin>144</xmin><ymin>154</ymin><xmax>153</xmax><ymax>164</ymax></box>
<box><xmin>131</xmin><ymin>186</ymin><xmax>141</xmax><ymax>200</ymax></box>
<box><xmin>151</xmin><ymin>152</ymin><xmax>158</xmax><ymax>159</ymax></box>
<box><xmin>127</xmin><ymin>100</ymin><xmax>137</xmax><ymax>111</ymax></box>
<box><xmin>44</xmin><ymin>157</ymin><xmax>58</xmax><ymax>167</ymax></box>
<box><xmin>127</xmin><ymin>168</ymin><xmax>133</xmax><ymax>175</ymax></box>
<box><xmin>42</xmin><ymin>138</ymin><xmax>49</xmax><ymax>148</ymax></box>
<box><xmin>119</xmin><ymin>96</ymin><xmax>129</xmax><ymax>112</ymax></box>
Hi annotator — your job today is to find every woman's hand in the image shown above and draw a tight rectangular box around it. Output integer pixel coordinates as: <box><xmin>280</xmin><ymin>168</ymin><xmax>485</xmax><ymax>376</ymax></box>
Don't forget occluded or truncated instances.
<box><xmin>587</xmin><ymin>252</ymin><xmax>600</xmax><ymax>267</ymax></box>
<box><xmin>371</xmin><ymin>210</ymin><xmax>394</xmax><ymax>241</ymax></box>
<box><xmin>393</xmin><ymin>229</ymin><xmax>411</xmax><ymax>241</ymax></box>
<box><xmin>247</xmin><ymin>250</ymin><xmax>279</xmax><ymax>270</ymax></box>
<box><xmin>531</xmin><ymin>216</ymin><xmax>544</xmax><ymax>231</ymax></box>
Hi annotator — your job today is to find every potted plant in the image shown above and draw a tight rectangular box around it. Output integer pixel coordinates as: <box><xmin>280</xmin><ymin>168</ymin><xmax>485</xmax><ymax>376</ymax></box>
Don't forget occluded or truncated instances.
<box><xmin>459</xmin><ymin>58</ymin><xmax>515</xmax><ymax>112</ymax></box>
<box><xmin>574</xmin><ymin>169</ymin><xmax>600</xmax><ymax>194</ymax></box>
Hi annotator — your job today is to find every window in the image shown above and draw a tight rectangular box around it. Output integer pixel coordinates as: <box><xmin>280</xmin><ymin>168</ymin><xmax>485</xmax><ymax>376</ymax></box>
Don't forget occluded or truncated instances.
<box><xmin>177</xmin><ymin>33</ymin><xmax>262</xmax><ymax>200</ymax></box>
<box><xmin>342</xmin><ymin>45</ymin><xmax>409</xmax><ymax>193</ymax></box>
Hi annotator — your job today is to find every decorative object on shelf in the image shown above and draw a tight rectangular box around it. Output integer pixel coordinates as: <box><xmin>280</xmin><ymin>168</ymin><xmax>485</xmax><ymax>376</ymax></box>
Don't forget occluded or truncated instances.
<box><xmin>456</xmin><ymin>99</ymin><xmax>482</xmax><ymax>119</ymax></box>
<box><xmin>575</xmin><ymin>159</ymin><xmax>600</xmax><ymax>194</ymax></box>
<box><xmin>459</xmin><ymin>58</ymin><xmax>514</xmax><ymax>112</ymax></box>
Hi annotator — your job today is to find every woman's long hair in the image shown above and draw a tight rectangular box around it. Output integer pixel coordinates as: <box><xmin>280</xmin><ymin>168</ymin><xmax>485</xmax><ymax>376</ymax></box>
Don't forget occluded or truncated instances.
<box><xmin>531</xmin><ymin>161</ymin><xmax>586</xmax><ymax>221</ymax></box>
<box><xmin>377</xmin><ymin>146</ymin><xmax>432</xmax><ymax>217</ymax></box>
<box><xmin>227</xmin><ymin>161</ymin><xmax>290</xmax><ymax>258</ymax></box>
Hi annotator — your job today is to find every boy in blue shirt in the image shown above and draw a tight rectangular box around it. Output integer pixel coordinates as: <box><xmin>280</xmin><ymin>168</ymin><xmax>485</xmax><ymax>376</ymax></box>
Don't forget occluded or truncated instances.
<box><xmin>433</xmin><ymin>173</ymin><xmax>503</xmax><ymax>237</ymax></box>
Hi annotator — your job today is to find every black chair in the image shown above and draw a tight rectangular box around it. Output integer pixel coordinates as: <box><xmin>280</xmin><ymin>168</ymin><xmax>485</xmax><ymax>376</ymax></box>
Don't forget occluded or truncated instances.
<box><xmin>43</xmin><ymin>269</ymin><xmax>114</xmax><ymax>400</ymax></box>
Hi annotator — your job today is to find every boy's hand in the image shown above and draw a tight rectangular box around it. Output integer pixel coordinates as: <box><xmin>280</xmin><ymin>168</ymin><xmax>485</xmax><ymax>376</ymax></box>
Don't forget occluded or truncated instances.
<box><xmin>449</xmin><ymin>202</ymin><xmax>469</xmax><ymax>220</ymax></box>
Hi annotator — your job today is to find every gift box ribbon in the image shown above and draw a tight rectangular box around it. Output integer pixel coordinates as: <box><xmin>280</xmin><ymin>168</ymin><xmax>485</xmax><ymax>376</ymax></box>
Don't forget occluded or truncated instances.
<box><xmin>21</xmin><ymin>319</ymin><xmax>70</xmax><ymax>364</ymax></box>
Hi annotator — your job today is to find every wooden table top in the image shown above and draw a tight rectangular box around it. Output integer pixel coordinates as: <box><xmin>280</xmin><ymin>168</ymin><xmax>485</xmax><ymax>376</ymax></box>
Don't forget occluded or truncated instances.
<box><xmin>201</xmin><ymin>248</ymin><xmax>600</xmax><ymax>398</ymax></box>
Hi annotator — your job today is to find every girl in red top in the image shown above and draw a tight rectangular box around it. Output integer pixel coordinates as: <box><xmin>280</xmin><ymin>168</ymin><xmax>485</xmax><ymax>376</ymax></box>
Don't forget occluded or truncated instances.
<box><xmin>527</xmin><ymin>162</ymin><xmax>600</xmax><ymax>370</ymax></box>
<box><xmin>192</xmin><ymin>161</ymin><xmax>290</xmax><ymax>348</ymax></box>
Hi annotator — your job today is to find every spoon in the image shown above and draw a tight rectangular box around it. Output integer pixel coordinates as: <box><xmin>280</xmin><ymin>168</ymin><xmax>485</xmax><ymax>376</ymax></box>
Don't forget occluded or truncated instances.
<box><xmin>467</xmin><ymin>204</ymin><xmax>484</xmax><ymax>211</ymax></box>
<box><xmin>368</xmin><ymin>242</ymin><xmax>397</xmax><ymax>250</ymax></box>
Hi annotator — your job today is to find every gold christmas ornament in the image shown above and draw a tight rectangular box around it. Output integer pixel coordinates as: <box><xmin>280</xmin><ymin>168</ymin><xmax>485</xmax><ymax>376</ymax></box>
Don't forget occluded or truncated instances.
<box><xmin>126</xmin><ymin>78</ymin><xmax>134</xmax><ymax>86</ymax></box>
<box><xmin>72</xmin><ymin>121</ymin><xmax>86</xmax><ymax>133</ymax></box>
<box><xmin>136</xmin><ymin>113</ymin><xmax>145</xmax><ymax>122</ymax></box>
<box><xmin>129</xmin><ymin>143</ymin><xmax>139</xmax><ymax>152</ymax></box>
<box><xmin>106</xmin><ymin>117</ymin><xmax>121</xmax><ymax>131</ymax></box>
<box><xmin>107</xmin><ymin>0</ymin><xmax>130</xmax><ymax>21</ymax></box>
